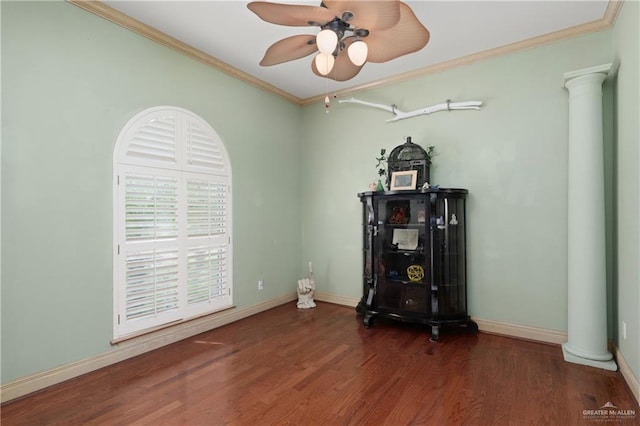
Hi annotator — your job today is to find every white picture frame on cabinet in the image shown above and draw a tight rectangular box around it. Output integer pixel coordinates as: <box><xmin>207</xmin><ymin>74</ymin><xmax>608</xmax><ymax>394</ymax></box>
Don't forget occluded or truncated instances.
<box><xmin>390</xmin><ymin>170</ymin><xmax>417</xmax><ymax>190</ymax></box>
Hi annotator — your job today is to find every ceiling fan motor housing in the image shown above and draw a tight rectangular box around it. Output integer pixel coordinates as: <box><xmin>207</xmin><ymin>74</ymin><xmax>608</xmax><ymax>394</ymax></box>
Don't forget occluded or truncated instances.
<box><xmin>323</xmin><ymin>17</ymin><xmax>350</xmax><ymax>42</ymax></box>
<box><xmin>320</xmin><ymin>14</ymin><xmax>369</xmax><ymax>56</ymax></box>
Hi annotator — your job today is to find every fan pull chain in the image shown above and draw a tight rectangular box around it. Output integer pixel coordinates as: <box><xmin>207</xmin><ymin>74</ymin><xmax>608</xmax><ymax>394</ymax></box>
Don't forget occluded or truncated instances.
<box><xmin>324</xmin><ymin>71</ymin><xmax>331</xmax><ymax>113</ymax></box>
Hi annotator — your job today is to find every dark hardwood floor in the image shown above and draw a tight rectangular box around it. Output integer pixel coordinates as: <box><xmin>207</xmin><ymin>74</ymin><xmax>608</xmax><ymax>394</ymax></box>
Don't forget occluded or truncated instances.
<box><xmin>2</xmin><ymin>302</ymin><xmax>638</xmax><ymax>425</ymax></box>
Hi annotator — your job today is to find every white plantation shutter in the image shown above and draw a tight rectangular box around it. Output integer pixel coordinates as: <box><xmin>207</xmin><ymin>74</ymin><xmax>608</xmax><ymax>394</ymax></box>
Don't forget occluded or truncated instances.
<box><xmin>186</xmin><ymin>177</ymin><xmax>228</xmax><ymax>237</ymax></box>
<box><xmin>116</xmin><ymin>168</ymin><xmax>183</xmax><ymax>336</ymax></box>
<box><xmin>125</xmin><ymin>173</ymin><xmax>179</xmax><ymax>241</ymax></box>
<box><xmin>114</xmin><ymin>107</ymin><xmax>232</xmax><ymax>339</ymax></box>
<box><xmin>185</xmin><ymin>117</ymin><xmax>228</xmax><ymax>174</ymax></box>
<box><xmin>185</xmin><ymin>175</ymin><xmax>230</xmax><ymax>317</ymax></box>
<box><xmin>123</xmin><ymin>248</ymin><xmax>180</xmax><ymax>325</ymax></box>
<box><xmin>186</xmin><ymin>244</ymin><xmax>228</xmax><ymax>305</ymax></box>
<box><xmin>118</xmin><ymin>112</ymin><xmax>178</xmax><ymax>168</ymax></box>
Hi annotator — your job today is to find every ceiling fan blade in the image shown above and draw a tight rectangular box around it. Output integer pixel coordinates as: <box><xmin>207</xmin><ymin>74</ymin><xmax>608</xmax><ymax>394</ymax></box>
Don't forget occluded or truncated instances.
<box><xmin>248</xmin><ymin>1</ymin><xmax>335</xmax><ymax>27</ymax></box>
<box><xmin>312</xmin><ymin>41</ymin><xmax>364</xmax><ymax>81</ymax></box>
<box><xmin>323</xmin><ymin>0</ymin><xmax>401</xmax><ymax>31</ymax></box>
<box><xmin>365</xmin><ymin>2</ymin><xmax>430</xmax><ymax>63</ymax></box>
<box><xmin>260</xmin><ymin>34</ymin><xmax>318</xmax><ymax>66</ymax></box>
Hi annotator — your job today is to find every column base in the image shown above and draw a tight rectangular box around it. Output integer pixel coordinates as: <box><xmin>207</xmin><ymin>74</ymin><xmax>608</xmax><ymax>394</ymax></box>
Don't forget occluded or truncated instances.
<box><xmin>562</xmin><ymin>343</ymin><xmax>617</xmax><ymax>371</ymax></box>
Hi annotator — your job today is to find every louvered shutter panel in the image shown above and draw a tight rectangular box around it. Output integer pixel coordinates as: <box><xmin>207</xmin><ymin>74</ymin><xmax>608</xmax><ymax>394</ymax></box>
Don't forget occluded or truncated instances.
<box><xmin>124</xmin><ymin>248</ymin><xmax>180</xmax><ymax>320</ymax></box>
<box><xmin>125</xmin><ymin>174</ymin><xmax>179</xmax><ymax>240</ymax></box>
<box><xmin>186</xmin><ymin>177</ymin><xmax>227</xmax><ymax>237</ymax></box>
<box><xmin>186</xmin><ymin>245</ymin><xmax>228</xmax><ymax>304</ymax></box>
<box><xmin>185</xmin><ymin>175</ymin><xmax>231</xmax><ymax>316</ymax></box>
<box><xmin>185</xmin><ymin>116</ymin><xmax>227</xmax><ymax>175</ymax></box>
<box><xmin>117</xmin><ymin>167</ymin><xmax>183</xmax><ymax>335</ymax></box>
<box><xmin>118</xmin><ymin>111</ymin><xmax>180</xmax><ymax>169</ymax></box>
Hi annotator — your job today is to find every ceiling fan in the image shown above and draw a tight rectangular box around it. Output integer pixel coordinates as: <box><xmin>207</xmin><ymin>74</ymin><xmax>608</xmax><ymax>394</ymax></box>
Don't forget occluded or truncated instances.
<box><xmin>247</xmin><ymin>1</ymin><xmax>430</xmax><ymax>82</ymax></box>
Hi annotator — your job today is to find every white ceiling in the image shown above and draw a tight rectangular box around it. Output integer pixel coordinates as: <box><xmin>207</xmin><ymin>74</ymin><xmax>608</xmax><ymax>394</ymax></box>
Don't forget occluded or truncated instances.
<box><xmin>102</xmin><ymin>0</ymin><xmax>611</xmax><ymax>101</ymax></box>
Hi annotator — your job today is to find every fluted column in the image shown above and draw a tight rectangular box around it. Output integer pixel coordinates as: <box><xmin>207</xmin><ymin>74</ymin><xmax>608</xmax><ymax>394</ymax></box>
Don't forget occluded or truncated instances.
<box><xmin>562</xmin><ymin>63</ymin><xmax>616</xmax><ymax>371</ymax></box>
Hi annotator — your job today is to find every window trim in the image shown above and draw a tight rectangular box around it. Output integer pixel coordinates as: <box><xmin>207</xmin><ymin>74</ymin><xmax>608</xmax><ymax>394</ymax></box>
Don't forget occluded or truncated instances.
<box><xmin>112</xmin><ymin>106</ymin><xmax>232</xmax><ymax>340</ymax></box>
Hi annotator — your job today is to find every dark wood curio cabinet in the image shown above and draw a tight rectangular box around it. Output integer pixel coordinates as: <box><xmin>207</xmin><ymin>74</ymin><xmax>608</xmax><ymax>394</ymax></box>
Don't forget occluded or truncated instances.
<box><xmin>357</xmin><ymin>189</ymin><xmax>477</xmax><ymax>341</ymax></box>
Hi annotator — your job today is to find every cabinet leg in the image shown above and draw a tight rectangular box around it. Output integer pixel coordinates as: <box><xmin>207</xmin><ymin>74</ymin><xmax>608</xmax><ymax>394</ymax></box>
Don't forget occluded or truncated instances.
<box><xmin>465</xmin><ymin>320</ymin><xmax>478</xmax><ymax>334</ymax></box>
<box><xmin>363</xmin><ymin>314</ymin><xmax>374</xmax><ymax>328</ymax></box>
<box><xmin>430</xmin><ymin>325</ymin><xmax>440</xmax><ymax>342</ymax></box>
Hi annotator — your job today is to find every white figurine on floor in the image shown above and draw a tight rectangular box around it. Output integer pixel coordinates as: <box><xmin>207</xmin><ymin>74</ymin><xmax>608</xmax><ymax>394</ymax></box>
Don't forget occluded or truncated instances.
<box><xmin>297</xmin><ymin>262</ymin><xmax>316</xmax><ymax>309</ymax></box>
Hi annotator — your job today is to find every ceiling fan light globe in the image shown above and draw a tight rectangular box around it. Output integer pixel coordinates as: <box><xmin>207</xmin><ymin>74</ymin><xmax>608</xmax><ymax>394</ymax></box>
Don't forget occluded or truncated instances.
<box><xmin>348</xmin><ymin>40</ymin><xmax>368</xmax><ymax>66</ymax></box>
<box><xmin>314</xmin><ymin>53</ymin><xmax>335</xmax><ymax>75</ymax></box>
<box><xmin>316</xmin><ymin>29</ymin><xmax>338</xmax><ymax>55</ymax></box>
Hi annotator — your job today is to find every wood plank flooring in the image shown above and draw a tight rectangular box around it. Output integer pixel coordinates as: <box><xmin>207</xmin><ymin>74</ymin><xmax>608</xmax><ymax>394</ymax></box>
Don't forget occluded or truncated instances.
<box><xmin>2</xmin><ymin>302</ymin><xmax>638</xmax><ymax>425</ymax></box>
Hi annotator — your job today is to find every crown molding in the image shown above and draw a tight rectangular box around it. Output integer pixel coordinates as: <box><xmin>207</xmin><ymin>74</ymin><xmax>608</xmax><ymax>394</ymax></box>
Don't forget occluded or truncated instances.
<box><xmin>67</xmin><ymin>0</ymin><xmax>304</xmax><ymax>105</ymax></box>
<box><xmin>68</xmin><ymin>0</ymin><xmax>623</xmax><ymax>107</ymax></box>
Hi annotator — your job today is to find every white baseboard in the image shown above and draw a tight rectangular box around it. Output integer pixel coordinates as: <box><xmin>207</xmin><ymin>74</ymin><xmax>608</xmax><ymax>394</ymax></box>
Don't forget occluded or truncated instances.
<box><xmin>314</xmin><ymin>291</ymin><xmax>359</xmax><ymax>307</ymax></box>
<box><xmin>315</xmin><ymin>295</ymin><xmax>569</xmax><ymax>346</ymax></box>
<box><xmin>612</xmin><ymin>344</ymin><xmax>640</xmax><ymax>405</ymax></box>
<box><xmin>1</xmin><ymin>293</ymin><xmax>297</xmax><ymax>404</ymax></box>
<box><xmin>472</xmin><ymin>317</ymin><xmax>568</xmax><ymax>345</ymax></box>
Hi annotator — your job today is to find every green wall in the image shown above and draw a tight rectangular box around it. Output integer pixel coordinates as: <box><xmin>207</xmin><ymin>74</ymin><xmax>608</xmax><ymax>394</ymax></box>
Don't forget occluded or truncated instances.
<box><xmin>2</xmin><ymin>0</ymin><xmax>638</xmax><ymax>393</ymax></box>
<box><xmin>301</xmin><ymin>30</ymin><xmax>612</xmax><ymax>332</ymax></box>
<box><xmin>1</xmin><ymin>1</ymin><xmax>302</xmax><ymax>383</ymax></box>
<box><xmin>612</xmin><ymin>0</ymin><xmax>640</xmax><ymax>381</ymax></box>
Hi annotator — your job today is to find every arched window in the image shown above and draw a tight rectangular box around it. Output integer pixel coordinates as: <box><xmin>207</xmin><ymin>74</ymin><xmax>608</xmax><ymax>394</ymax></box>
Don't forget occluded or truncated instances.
<box><xmin>113</xmin><ymin>106</ymin><xmax>232</xmax><ymax>339</ymax></box>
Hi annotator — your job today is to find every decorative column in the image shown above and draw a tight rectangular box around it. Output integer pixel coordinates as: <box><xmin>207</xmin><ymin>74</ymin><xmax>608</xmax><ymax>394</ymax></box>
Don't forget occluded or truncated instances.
<box><xmin>562</xmin><ymin>63</ymin><xmax>616</xmax><ymax>371</ymax></box>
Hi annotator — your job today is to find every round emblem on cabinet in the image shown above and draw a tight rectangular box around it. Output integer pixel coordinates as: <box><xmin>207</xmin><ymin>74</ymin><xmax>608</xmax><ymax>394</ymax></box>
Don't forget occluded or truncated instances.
<box><xmin>407</xmin><ymin>265</ymin><xmax>424</xmax><ymax>282</ymax></box>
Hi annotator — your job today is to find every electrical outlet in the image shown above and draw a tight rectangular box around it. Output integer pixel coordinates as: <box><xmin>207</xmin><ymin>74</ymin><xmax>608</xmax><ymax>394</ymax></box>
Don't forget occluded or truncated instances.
<box><xmin>622</xmin><ymin>321</ymin><xmax>627</xmax><ymax>340</ymax></box>
<box><xmin>258</xmin><ymin>279</ymin><xmax>264</xmax><ymax>291</ymax></box>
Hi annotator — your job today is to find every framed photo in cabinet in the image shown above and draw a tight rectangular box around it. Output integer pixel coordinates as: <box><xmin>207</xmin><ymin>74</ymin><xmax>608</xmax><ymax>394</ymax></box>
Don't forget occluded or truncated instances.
<box><xmin>390</xmin><ymin>170</ymin><xmax>417</xmax><ymax>190</ymax></box>
<box><xmin>392</xmin><ymin>229</ymin><xmax>419</xmax><ymax>250</ymax></box>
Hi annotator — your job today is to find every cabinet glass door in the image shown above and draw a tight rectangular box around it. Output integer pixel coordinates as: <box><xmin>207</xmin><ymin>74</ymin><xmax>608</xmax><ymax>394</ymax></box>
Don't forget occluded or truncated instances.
<box><xmin>430</xmin><ymin>195</ymin><xmax>466</xmax><ymax>318</ymax></box>
<box><xmin>362</xmin><ymin>197</ymin><xmax>375</xmax><ymax>307</ymax></box>
<box><xmin>375</xmin><ymin>196</ymin><xmax>429</xmax><ymax>315</ymax></box>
